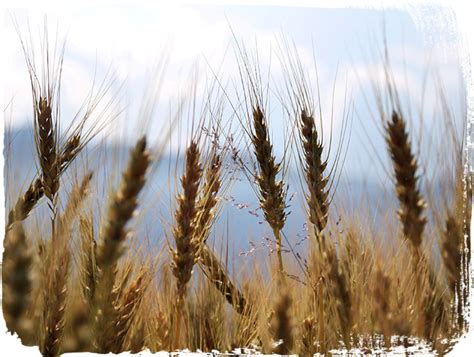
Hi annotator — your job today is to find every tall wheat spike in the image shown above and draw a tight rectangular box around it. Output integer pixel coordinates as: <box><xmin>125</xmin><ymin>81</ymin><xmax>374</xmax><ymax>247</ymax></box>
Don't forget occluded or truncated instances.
<box><xmin>40</xmin><ymin>247</ymin><xmax>70</xmax><ymax>357</ymax></box>
<box><xmin>93</xmin><ymin>136</ymin><xmax>150</xmax><ymax>352</ymax></box>
<box><xmin>7</xmin><ymin>132</ymin><xmax>82</xmax><ymax>231</ymax></box>
<box><xmin>193</xmin><ymin>151</ymin><xmax>248</xmax><ymax>313</ymax></box>
<box><xmin>170</xmin><ymin>140</ymin><xmax>203</xmax><ymax>347</ymax></box>
<box><xmin>385</xmin><ymin>110</ymin><xmax>427</xmax><ymax>251</ymax></box>
<box><xmin>200</xmin><ymin>246</ymin><xmax>247</xmax><ymax>314</ymax></box>
<box><xmin>251</xmin><ymin>105</ymin><xmax>287</xmax><ymax>273</ymax></box>
<box><xmin>300</xmin><ymin>110</ymin><xmax>329</xmax><ymax>244</ymax></box>
<box><xmin>2</xmin><ymin>222</ymin><xmax>33</xmax><ymax>338</ymax></box>
<box><xmin>194</xmin><ymin>151</ymin><xmax>222</xmax><ymax>246</ymax></box>
<box><xmin>34</xmin><ymin>97</ymin><xmax>59</xmax><ymax>208</ymax></box>
<box><xmin>171</xmin><ymin>141</ymin><xmax>202</xmax><ymax>300</ymax></box>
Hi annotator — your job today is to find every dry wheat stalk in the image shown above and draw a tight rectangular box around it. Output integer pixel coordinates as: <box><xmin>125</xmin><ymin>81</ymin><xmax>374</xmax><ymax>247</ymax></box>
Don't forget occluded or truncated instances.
<box><xmin>96</xmin><ymin>136</ymin><xmax>150</xmax><ymax>269</ymax></box>
<box><xmin>93</xmin><ymin>136</ymin><xmax>150</xmax><ymax>352</ymax></box>
<box><xmin>2</xmin><ymin>222</ymin><xmax>33</xmax><ymax>337</ymax></box>
<box><xmin>6</xmin><ymin>134</ymin><xmax>82</xmax><ymax>231</ymax></box>
<box><xmin>385</xmin><ymin>110</ymin><xmax>427</xmax><ymax>251</ymax></box>
<box><xmin>192</xmin><ymin>150</ymin><xmax>248</xmax><ymax>314</ymax></box>
<box><xmin>40</xmin><ymin>246</ymin><xmax>70</xmax><ymax>357</ymax></box>
<box><xmin>372</xmin><ymin>264</ymin><xmax>392</xmax><ymax>347</ymax></box>
<box><xmin>111</xmin><ymin>268</ymin><xmax>150</xmax><ymax>353</ymax></box>
<box><xmin>300</xmin><ymin>110</ymin><xmax>329</xmax><ymax>242</ymax></box>
<box><xmin>171</xmin><ymin>141</ymin><xmax>202</xmax><ymax>300</ymax></box>
<box><xmin>441</xmin><ymin>215</ymin><xmax>462</xmax><ymax>296</ymax></box>
<box><xmin>270</xmin><ymin>289</ymin><xmax>294</xmax><ymax>355</ymax></box>
<box><xmin>200</xmin><ymin>246</ymin><xmax>247</xmax><ymax>314</ymax></box>
<box><xmin>325</xmin><ymin>244</ymin><xmax>352</xmax><ymax>349</ymax></box>
<box><xmin>35</xmin><ymin>97</ymin><xmax>59</xmax><ymax>207</ymax></box>
<box><xmin>300</xmin><ymin>317</ymin><xmax>317</xmax><ymax>356</ymax></box>
<box><xmin>58</xmin><ymin>171</ymin><xmax>93</xmax><ymax>233</ymax></box>
<box><xmin>170</xmin><ymin>140</ymin><xmax>202</xmax><ymax>348</ymax></box>
<box><xmin>194</xmin><ymin>151</ymin><xmax>222</xmax><ymax>246</ymax></box>
<box><xmin>251</xmin><ymin>105</ymin><xmax>287</xmax><ymax>273</ymax></box>
<box><xmin>79</xmin><ymin>215</ymin><xmax>97</xmax><ymax>303</ymax></box>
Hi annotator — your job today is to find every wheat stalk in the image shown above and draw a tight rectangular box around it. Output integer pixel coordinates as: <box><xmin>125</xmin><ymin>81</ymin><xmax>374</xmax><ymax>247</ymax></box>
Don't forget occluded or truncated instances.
<box><xmin>325</xmin><ymin>244</ymin><xmax>352</xmax><ymax>349</ymax></box>
<box><xmin>170</xmin><ymin>140</ymin><xmax>202</xmax><ymax>348</ymax></box>
<box><xmin>385</xmin><ymin>110</ymin><xmax>427</xmax><ymax>251</ymax></box>
<box><xmin>251</xmin><ymin>105</ymin><xmax>287</xmax><ymax>273</ymax></box>
<box><xmin>2</xmin><ymin>222</ymin><xmax>33</xmax><ymax>338</ymax></box>
<box><xmin>300</xmin><ymin>110</ymin><xmax>329</xmax><ymax>242</ymax></box>
<box><xmin>270</xmin><ymin>289</ymin><xmax>294</xmax><ymax>355</ymax></box>
<box><xmin>170</xmin><ymin>141</ymin><xmax>202</xmax><ymax>300</ymax></box>
<box><xmin>194</xmin><ymin>151</ymin><xmax>222</xmax><ymax>246</ymax></box>
<box><xmin>40</xmin><ymin>245</ymin><xmax>70</xmax><ymax>357</ymax></box>
<box><xmin>200</xmin><ymin>246</ymin><xmax>247</xmax><ymax>314</ymax></box>
<box><xmin>93</xmin><ymin>136</ymin><xmax>150</xmax><ymax>352</ymax></box>
<box><xmin>111</xmin><ymin>268</ymin><xmax>150</xmax><ymax>353</ymax></box>
<box><xmin>6</xmin><ymin>133</ymin><xmax>82</xmax><ymax>231</ymax></box>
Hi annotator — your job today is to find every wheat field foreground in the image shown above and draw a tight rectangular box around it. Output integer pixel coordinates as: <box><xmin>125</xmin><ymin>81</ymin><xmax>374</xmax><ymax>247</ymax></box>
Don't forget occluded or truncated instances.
<box><xmin>2</xmin><ymin>8</ymin><xmax>472</xmax><ymax>357</ymax></box>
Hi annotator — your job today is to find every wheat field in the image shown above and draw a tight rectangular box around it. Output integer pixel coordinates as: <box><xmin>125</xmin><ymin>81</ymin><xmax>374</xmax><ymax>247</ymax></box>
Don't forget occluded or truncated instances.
<box><xmin>2</xmin><ymin>15</ymin><xmax>472</xmax><ymax>357</ymax></box>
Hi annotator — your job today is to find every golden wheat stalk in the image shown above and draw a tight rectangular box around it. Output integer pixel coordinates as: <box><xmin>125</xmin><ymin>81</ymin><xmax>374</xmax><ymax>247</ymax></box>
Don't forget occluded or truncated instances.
<box><xmin>35</xmin><ymin>97</ymin><xmax>59</xmax><ymax>208</ymax></box>
<box><xmin>93</xmin><ymin>136</ymin><xmax>150</xmax><ymax>352</ymax></box>
<box><xmin>194</xmin><ymin>151</ymin><xmax>222</xmax><ymax>246</ymax></box>
<box><xmin>2</xmin><ymin>222</ymin><xmax>33</xmax><ymax>337</ymax></box>
<box><xmin>171</xmin><ymin>141</ymin><xmax>202</xmax><ymax>300</ymax></box>
<box><xmin>372</xmin><ymin>264</ymin><xmax>392</xmax><ymax>347</ymax></box>
<box><xmin>7</xmin><ymin>134</ymin><xmax>82</xmax><ymax>231</ymax></box>
<box><xmin>251</xmin><ymin>105</ymin><xmax>287</xmax><ymax>273</ymax></box>
<box><xmin>40</xmin><ymin>246</ymin><xmax>70</xmax><ymax>357</ymax></box>
<box><xmin>325</xmin><ymin>243</ymin><xmax>352</xmax><ymax>349</ymax></box>
<box><xmin>200</xmin><ymin>246</ymin><xmax>247</xmax><ymax>314</ymax></box>
<box><xmin>270</xmin><ymin>289</ymin><xmax>294</xmax><ymax>355</ymax></box>
<box><xmin>79</xmin><ymin>215</ymin><xmax>97</xmax><ymax>303</ymax></box>
<box><xmin>385</xmin><ymin>110</ymin><xmax>427</xmax><ymax>251</ymax></box>
<box><xmin>111</xmin><ymin>268</ymin><xmax>150</xmax><ymax>353</ymax></box>
<box><xmin>300</xmin><ymin>110</ymin><xmax>329</xmax><ymax>242</ymax></box>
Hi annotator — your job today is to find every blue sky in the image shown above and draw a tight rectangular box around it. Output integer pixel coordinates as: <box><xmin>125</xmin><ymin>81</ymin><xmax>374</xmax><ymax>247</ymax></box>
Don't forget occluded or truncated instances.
<box><xmin>4</xmin><ymin>4</ymin><xmax>466</xmax><ymax>183</ymax></box>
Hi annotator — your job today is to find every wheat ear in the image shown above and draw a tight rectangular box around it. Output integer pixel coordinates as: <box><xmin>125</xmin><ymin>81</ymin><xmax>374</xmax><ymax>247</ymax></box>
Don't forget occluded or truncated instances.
<box><xmin>6</xmin><ymin>134</ymin><xmax>81</xmax><ymax>231</ymax></box>
<box><xmin>325</xmin><ymin>244</ymin><xmax>352</xmax><ymax>349</ymax></box>
<box><xmin>111</xmin><ymin>268</ymin><xmax>150</xmax><ymax>353</ymax></box>
<box><xmin>79</xmin><ymin>215</ymin><xmax>97</xmax><ymax>303</ymax></box>
<box><xmin>194</xmin><ymin>151</ymin><xmax>222</xmax><ymax>246</ymax></box>
<box><xmin>171</xmin><ymin>141</ymin><xmax>202</xmax><ymax>299</ymax></box>
<box><xmin>441</xmin><ymin>215</ymin><xmax>462</xmax><ymax>296</ymax></box>
<box><xmin>170</xmin><ymin>141</ymin><xmax>202</xmax><ymax>348</ymax></box>
<box><xmin>300</xmin><ymin>110</ymin><xmax>329</xmax><ymax>242</ymax></box>
<box><xmin>200</xmin><ymin>246</ymin><xmax>247</xmax><ymax>314</ymax></box>
<box><xmin>35</xmin><ymin>97</ymin><xmax>59</xmax><ymax>207</ymax></box>
<box><xmin>2</xmin><ymin>222</ymin><xmax>33</xmax><ymax>338</ymax></box>
<box><xmin>251</xmin><ymin>105</ymin><xmax>287</xmax><ymax>273</ymax></box>
<box><xmin>372</xmin><ymin>264</ymin><xmax>393</xmax><ymax>347</ymax></box>
<box><xmin>93</xmin><ymin>136</ymin><xmax>150</xmax><ymax>352</ymax></box>
<box><xmin>192</xmin><ymin>151</ymin><xmax>247</xmax><ymax>313</ymax></box>
<box><xmin>385</xmin><ymin>110</ymin><xmax>427</xmax><ymax>251</ymax></box>
<box><xmin>40</xmin><ymin>245</ymin><xmax>70</xmax><ymax>357</ymax></box>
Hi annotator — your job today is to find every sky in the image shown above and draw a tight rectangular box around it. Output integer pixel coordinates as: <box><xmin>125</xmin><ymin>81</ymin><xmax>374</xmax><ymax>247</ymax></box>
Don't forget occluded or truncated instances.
<box><xmin>3</xmin><ymin>4</ymin><xmax>467</xmax><ymax>182</ymax></box>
